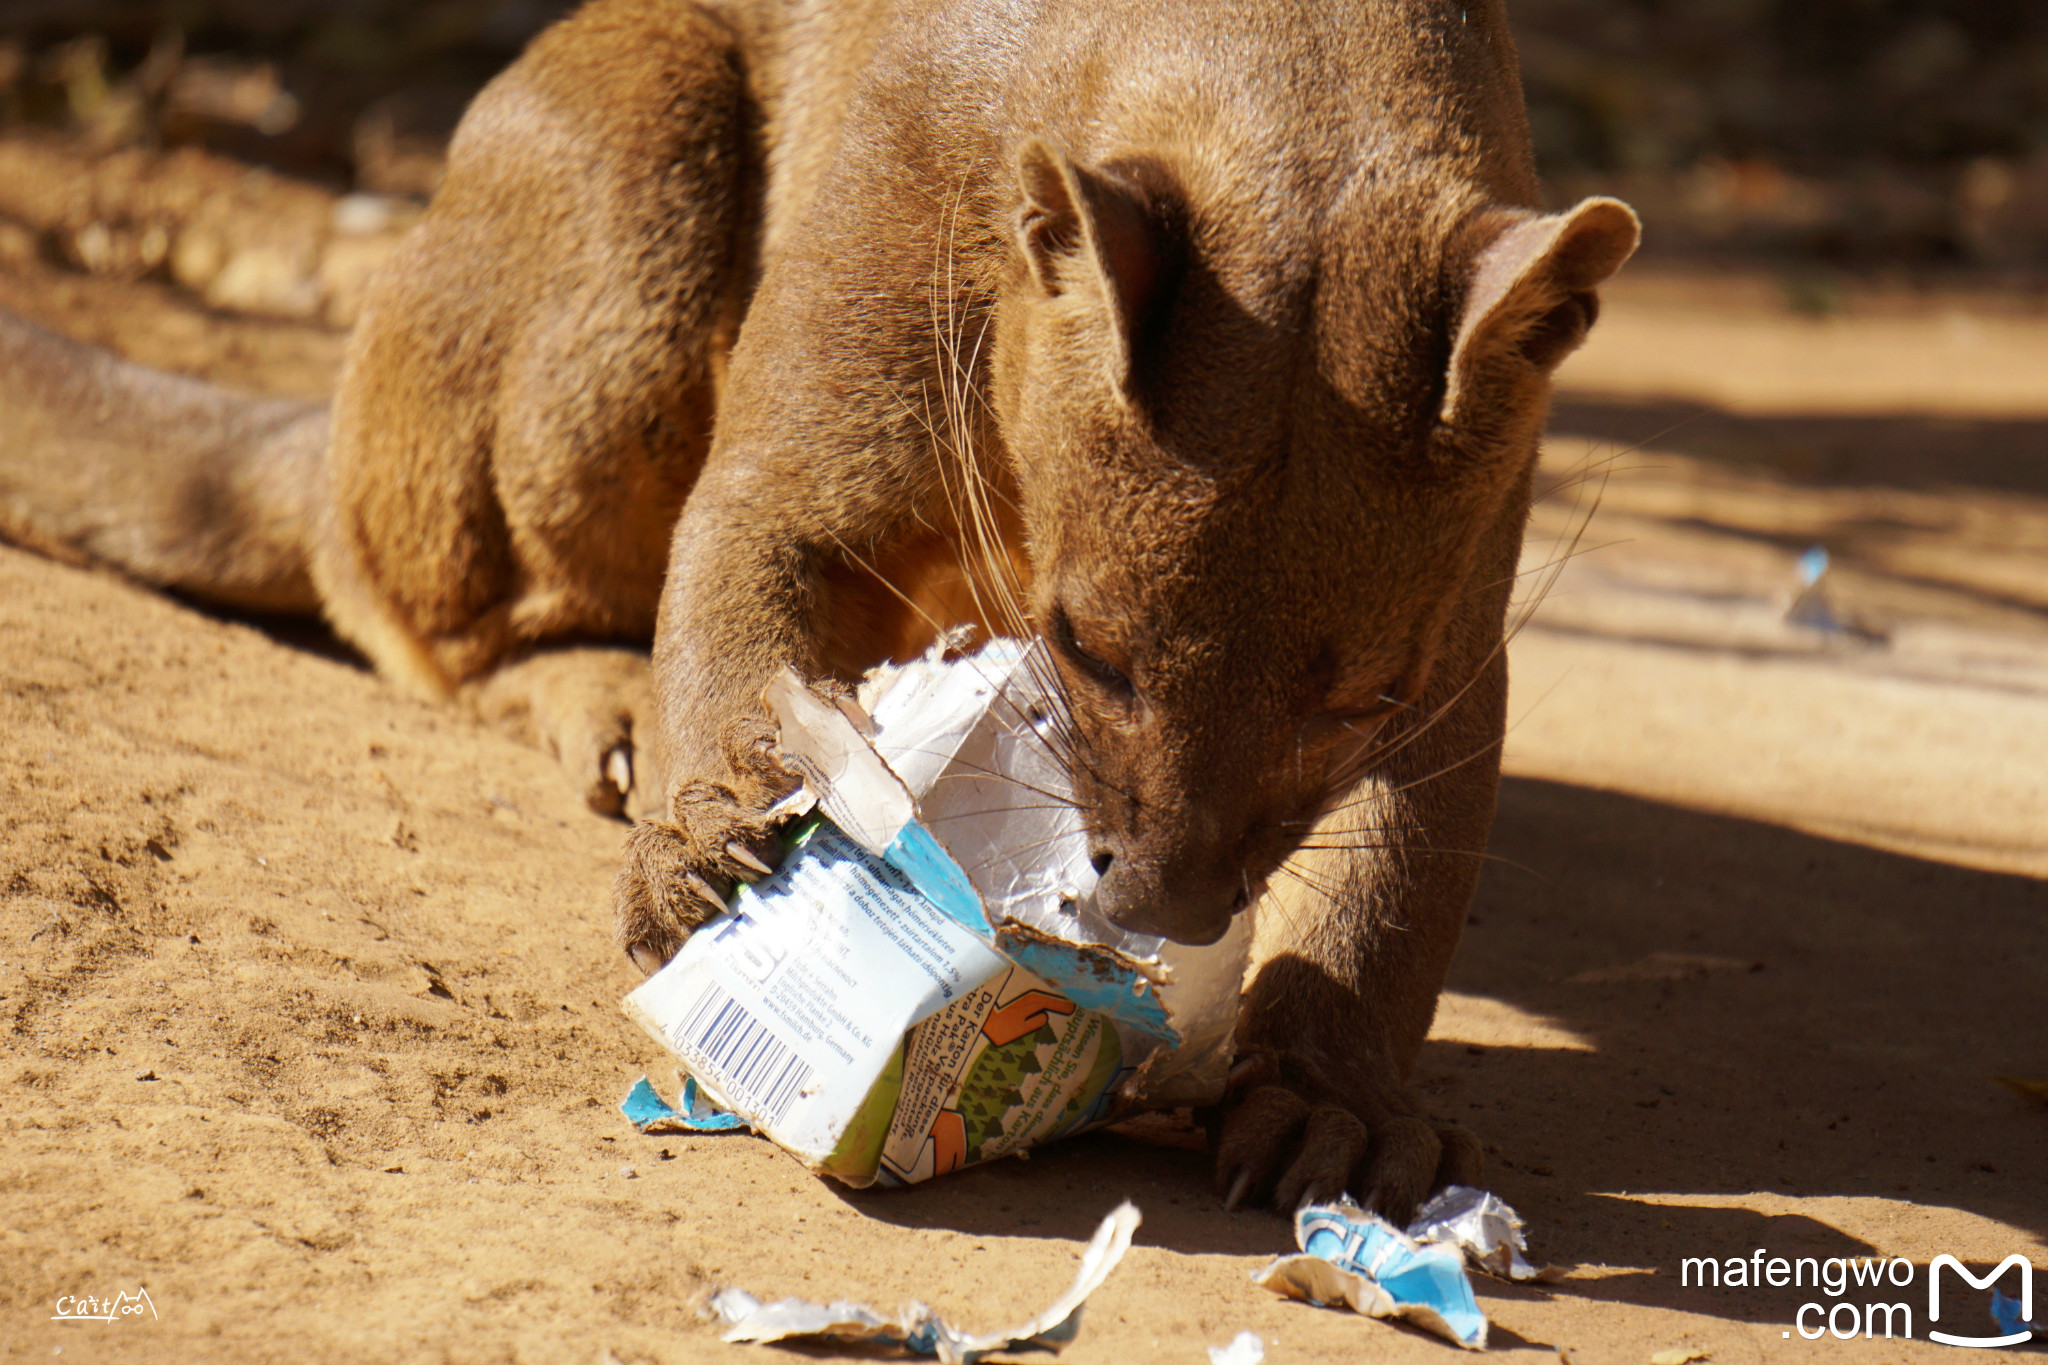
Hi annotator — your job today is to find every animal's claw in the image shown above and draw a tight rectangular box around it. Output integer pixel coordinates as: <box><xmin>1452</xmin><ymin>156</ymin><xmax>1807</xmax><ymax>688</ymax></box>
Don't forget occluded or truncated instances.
<box><xmin>465</xmin><ymin>647</ymin><xmax>658</xmax><ymax>820</ymax></box>
<box><xmin>725</xmin><ymin>841</ymin><xmax>774</xmax><ymax>878</ymax></box>
<box><xmin>1296</xmin><ymin>1179</ymin><xmax>1337</xmax><ymax>1212</ymax></box>
<box><xmin>1207</xmin><ymin>1048</ymin><xmax>1483</xmax><ymax>1223</ymax></box>
<box><xmin>605</xmin><ymin>744</ymin><xmax>634</xmax><ymax>798</ymax></box>
<box><xmin>685</xmin><ymin>871</ymin><xmax>729</xmax><ymax>915</ymax></box>
<box><xmin>1272</xmin><ymin>1105</ymin><xmax>1371</xmax><ymax>1214</ymax></box>
<box><xmin>611</xmin><ymin>755</ymin><xmax>790</xmax><ymax>970</ymax></box>
<box><xmin>1210</xmin><ymin>1083</ymin><xmax>1310</xmax><ymax>1211</ymax></box>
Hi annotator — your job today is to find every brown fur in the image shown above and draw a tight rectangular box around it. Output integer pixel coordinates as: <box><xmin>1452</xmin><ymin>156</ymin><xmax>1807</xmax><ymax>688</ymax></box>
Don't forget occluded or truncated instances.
<box><xmin>0</xmin><ymin>0</ymin><xmax>1637</xmax><ymax>1219</ymax></box>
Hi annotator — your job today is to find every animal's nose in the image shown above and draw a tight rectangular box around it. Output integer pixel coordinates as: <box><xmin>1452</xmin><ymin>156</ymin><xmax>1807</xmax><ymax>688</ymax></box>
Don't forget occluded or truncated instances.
<box><xmin>1091</xmin><ymin>848</ymin><xmax>1240</xmax><ymax>946</ymax></box>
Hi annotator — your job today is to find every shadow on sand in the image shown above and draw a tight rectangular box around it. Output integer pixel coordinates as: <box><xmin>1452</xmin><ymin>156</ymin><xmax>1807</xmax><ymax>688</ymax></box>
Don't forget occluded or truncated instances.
<box><xmin>840</xmin><ymin>775</ymin><xmax>2048</xmax><ymax>1329</ymax></box>
<box><xmin>1550</xmin><ymin>396</ymin><xmax>2048</xmax><ymax>501</ymax></box>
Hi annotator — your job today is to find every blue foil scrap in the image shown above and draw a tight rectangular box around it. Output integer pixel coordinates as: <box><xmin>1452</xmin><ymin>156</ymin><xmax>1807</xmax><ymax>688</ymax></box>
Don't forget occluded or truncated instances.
<box><xmin>1255</xmin><ymin>1197</ymin><xmax>1492</xmax><ymax>1349</ymax></box>
<box><xmin>1990</xmin><ymin>1288</ymin><xmax>2040</xmax><ymax>1342</ymax></box>
<box><xmin>709</xmin><ymin>1202</ymin><xmax>1140</xmax><ymax>1364</ymax></box>
<box><xmin>620</xmin><ymin>1074</ymin><xmax>749</xmax><ymax>1134</ymax></box>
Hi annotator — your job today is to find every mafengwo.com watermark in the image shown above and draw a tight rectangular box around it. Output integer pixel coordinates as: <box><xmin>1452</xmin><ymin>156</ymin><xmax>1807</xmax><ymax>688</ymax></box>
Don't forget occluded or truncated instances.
<box><xmin>1681</xmin><ymin>1249</ymin><xmax>2039</xmax><ymax>1346</ymax></box>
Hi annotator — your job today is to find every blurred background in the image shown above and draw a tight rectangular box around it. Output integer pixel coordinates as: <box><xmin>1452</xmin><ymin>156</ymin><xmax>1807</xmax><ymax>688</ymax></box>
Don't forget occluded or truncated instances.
<box><xmin>2</xmin><ymin>0</ymin><xmax>2047</xmax><ymax>288</ymax></box>
<box><xmin>0</xmin><ymin>0</ymin><xmax>2043</xmax><ymax>675</ymax></box>
<box><xmin>2</xmin><ymin>0</ymin><xmax>2043</xmax><ymax>687</ymax></box>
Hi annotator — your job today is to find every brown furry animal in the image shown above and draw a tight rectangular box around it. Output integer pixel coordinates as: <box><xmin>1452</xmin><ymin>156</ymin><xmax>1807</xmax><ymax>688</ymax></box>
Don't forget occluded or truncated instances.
<box><xmin>0</xmin><ymin>0</ymin><xmax>1637</xmax><ymax>1219</ymax></box>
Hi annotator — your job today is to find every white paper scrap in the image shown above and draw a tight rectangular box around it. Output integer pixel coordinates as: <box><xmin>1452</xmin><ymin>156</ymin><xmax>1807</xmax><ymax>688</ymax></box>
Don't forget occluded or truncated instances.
<box><xmin>1208</xmin><ymin>1330</ymin><xmax>1266</xmax><ymax>1365</ymax></box>
<box><xmin>710</xmin><ymin>1201</ymin><xmax>1142</xmax><ymax>1364</ymax></box>
<box><xmin>1407</xmin><ymin>1184</ymin><xmax>1546</xmax><ymax>1281</ymax></box>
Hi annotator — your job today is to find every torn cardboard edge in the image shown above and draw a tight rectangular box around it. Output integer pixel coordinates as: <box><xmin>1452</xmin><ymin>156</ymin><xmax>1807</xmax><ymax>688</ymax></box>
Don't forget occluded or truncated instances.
<box><xmin>622</xmin><ymin>641</ymin><xmax>1251</xmax><ymax>1187</ymax></box>
<box><xmin>709</xmin><ymin>1201</ymin><xmax>1140</xmax><ymax>1364</ymax></box>
<box><xmin>621</xmin><ymin>1074</ymin><xmax>747</xmax><ymax>1135</ymax></box>
<box><xmin>772</xmin><ymin>641</ymin><xmax>1252</xmax><ymax>1062</ymax></box>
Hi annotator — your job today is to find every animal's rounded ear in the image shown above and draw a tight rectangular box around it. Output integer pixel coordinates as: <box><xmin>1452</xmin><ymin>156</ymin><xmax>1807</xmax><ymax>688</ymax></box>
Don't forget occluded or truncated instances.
<box><xmin>1017</xmin><ymin>140</ymin><xmax>1085</xmax><ymax>292</ymax></box>
<box><xmin>1439</xmin><ymin>197</ymin><xmax>1640</xmax><ymax>426</ymax></box>
<box><xmin>1014</xmin><ymin>139</ymin><xmax>1169</xmax><ymax>391</ymax></box>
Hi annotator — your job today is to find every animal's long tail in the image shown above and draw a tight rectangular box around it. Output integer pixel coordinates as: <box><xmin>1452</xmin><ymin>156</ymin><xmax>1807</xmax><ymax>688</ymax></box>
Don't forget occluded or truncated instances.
<box><xmin>0</xmin><ymin>310</ymin><xmax>329</xmax><ymax>614</ymax></box>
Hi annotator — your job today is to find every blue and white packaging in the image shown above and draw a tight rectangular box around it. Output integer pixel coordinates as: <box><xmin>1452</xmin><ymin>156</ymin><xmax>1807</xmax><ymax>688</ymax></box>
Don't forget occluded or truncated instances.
<box><xmin>623</xmin><ymin>641</ymin><xmax>1252</xmax><ymax>1185</ymax></box>
<box><xmin>1255</xmin><ymin>1197</ymin><xmax>1490</xmax><ymax>1349</ymax></box>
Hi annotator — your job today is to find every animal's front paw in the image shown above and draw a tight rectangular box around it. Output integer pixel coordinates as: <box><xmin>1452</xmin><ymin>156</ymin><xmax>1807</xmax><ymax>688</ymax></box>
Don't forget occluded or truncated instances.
<box><xmin>1207</xmin><ymin>1047</ymin><xmax>1484</xmax><ymax>1225</ymax></box>
<box><xmin>466</xmin><ymin>647</ymin><xmax>664</xmax><ymax>820</ymax></box>
<box><xmin>611</xmin><ymin>717</ymin><xmax>799</xmax><ymax>975</ymax></box>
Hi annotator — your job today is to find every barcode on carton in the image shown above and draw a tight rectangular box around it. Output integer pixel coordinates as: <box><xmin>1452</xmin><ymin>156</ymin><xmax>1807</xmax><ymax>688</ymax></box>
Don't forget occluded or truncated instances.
<box><xmin>672</xmin><ymin>982</ymin><xmax>813</xmax><ymax>1126</ymax></box>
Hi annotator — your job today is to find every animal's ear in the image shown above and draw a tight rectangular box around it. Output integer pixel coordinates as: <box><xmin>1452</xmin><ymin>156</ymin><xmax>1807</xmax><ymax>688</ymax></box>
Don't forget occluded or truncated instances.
<box><xmin>1439</xmin><ymin>197</ymin><xmax>1639</xmax><ymax>426</ymax></box>
<box><xmin>1015</xmin><ymin>139</ymin><xmax>1167</xmax><ymax>389</ymax></box>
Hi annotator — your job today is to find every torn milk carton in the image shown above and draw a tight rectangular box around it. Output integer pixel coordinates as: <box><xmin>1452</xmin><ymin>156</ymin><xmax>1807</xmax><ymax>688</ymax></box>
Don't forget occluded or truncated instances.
<box><xmin>624</xmin><ymin>640</ymin><xmax>1253</xmax><ymax>1186</ymax></box>
<box><xmin>1256</xmin><ymin>1198</ymin><xmax>1488</xmax><ymax>1349</ymax></box>
<box><xmin>1253</xmin><ymin>1186</ymin><xmax>1546</xmax><ymax>1349</ymax></box>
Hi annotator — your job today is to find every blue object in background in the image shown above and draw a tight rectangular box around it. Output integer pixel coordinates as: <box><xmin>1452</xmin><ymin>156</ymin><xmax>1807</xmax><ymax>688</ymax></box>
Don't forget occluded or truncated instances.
<box><xmin>1797</xmin><ymin>544</ymin><xmax>1830</xmax><ymax>588</ymax></box>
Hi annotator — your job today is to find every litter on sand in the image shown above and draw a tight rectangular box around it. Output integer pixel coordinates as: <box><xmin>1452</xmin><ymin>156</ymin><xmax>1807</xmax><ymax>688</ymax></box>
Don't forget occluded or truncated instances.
<box><xmin>1207</xmin><ymin>1330</ymin><xmax>1266</xmax><ymax>1364</ymax></box>
<box><xmin>1257</xmin><ymin>1198</ymin><xmax>1487</xmax><ymax>1348</ymax></box>
<box><xmin>708</xmin><ymin>1200</ymin><xmax>1139</xmax><ymax>1363</ymax></box>
<box><xmin>1990</xmin><ymin>1288</ymin><xmax>2041</xmax><ymax>1341</ymax></box>
<box><xmin>1254</xmin><ymin>1186</ymin><xmax>1545</xmax><ymax>1349</ymax></box>
<box><xmin>1784</xmin><ymin>545</ymin><xmax>1886</xmax><ymax>645</ymax></box>
<box><xmin>1407</xmin><ymin>1184</ymin><xmax>1548</xmax><ymax>1282</ymax></box>
<box><xmin>619</xmin><ymin>1073</ymin><xmax>747</xmax><ymax>1134</ymax></box>
<box><xmin>623</xmin><ymin>640</ymin><xmax>1252</xmax><ymax>1186</ymax></box>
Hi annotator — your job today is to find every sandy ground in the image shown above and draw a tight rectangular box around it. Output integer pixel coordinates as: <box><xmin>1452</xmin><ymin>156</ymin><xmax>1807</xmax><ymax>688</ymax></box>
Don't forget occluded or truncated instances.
<box><xmin>1</xmin><ymin>227</ymin><xmax>2044</xmax><ymax>1364</ymax></box>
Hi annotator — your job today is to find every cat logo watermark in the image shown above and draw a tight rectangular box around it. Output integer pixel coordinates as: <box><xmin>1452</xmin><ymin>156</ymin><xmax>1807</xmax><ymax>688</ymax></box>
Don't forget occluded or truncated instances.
<box><xmin>1929</xmin><ymin>1254</ymin><xmax>2032</xmax><ymax>1349</ymax></box>
<box><xmin>50</xmin><ymin>1287</ymin><xmax>157</xmax><ymax>1324</ymax></box>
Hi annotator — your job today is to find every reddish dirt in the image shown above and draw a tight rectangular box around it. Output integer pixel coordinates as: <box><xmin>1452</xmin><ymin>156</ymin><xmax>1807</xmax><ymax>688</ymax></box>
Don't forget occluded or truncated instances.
<box><xmin>2</xmin><ymin>187</ymin><xmax>2044</xmax><ymax>1364</ymax></box>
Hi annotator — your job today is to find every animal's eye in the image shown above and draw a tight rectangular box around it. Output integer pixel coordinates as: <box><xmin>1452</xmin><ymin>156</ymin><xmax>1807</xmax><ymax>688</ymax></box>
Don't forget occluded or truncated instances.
<box><xmin>1048</xmin><ymin>604</ymin><xmax>1133</xmax><ymax>699</ymax></box>
<box><xmin>1350</xmin><ymin>685</ymin><xmax>1420</xmax><ymax>728</ymax></box>
<box><xmin>1377</xmin><ymin>675</ymin><xmax>1422</xmax><ymax>713</ymax></box>
<box><xmin>1301</xmin><ymin>687</ymin><xmax>1412</xmax><ymax>749</ymax></box>
<box><xmin>1301</xmin><ymin>706</ymin><xmax>1384</xmax><ymax>747</ymax></box>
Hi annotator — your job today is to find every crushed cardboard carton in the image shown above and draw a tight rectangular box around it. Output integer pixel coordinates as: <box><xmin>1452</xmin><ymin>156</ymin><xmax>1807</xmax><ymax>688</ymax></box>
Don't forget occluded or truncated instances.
<box><xmin>1257</xmin><ymin>1197</ymin><xmax>1487</xmax><ymax>1348</ymax></box>
<box><xmin>1255</xmin><ymin>1186</ymin><xmax>1544</xmax><ymax>1349</ymax></box>
<box><xmin>624</xmin><ymin>641</ymin><xmax>1251</xmax><ymax>1185</ymax></box>
<box><xmin>708</xmin><ymin>1201</ymin><xmax>1139</xmax><ymax>1363</ymax></box>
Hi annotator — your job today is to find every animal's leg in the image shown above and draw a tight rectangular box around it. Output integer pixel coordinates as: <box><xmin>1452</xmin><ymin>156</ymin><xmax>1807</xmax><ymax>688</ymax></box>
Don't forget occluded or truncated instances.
<box><xmin>610</xmin><ymin>494</ymin><xmax>971</xmax><ymax>969</ymax></box>
<box><xmin>464</xmin><ymin>649</ymin><xmax>665</xmax><ymax>819</ymax></box>
<box><xmin>603</xmin><ymin>205</ymin><xmax>1009</xmax><ymax>964</ymax></box>
<box><xmin>1211</xmin><ymin>525</ymin><xmax>1520</xmax><ymax>1224</ymax></box>
<box><xmin>316</xmin><ymin>0</ymin><xmax>753</xmax><ymax>811</ymax></box>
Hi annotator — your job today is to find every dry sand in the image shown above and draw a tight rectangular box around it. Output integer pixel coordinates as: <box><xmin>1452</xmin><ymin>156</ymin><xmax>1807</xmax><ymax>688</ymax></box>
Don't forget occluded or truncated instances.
<box><xmin>2</xmin><ymin>242</ymin><xmax>2044</xmax><ymax>1365</ymax></box>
